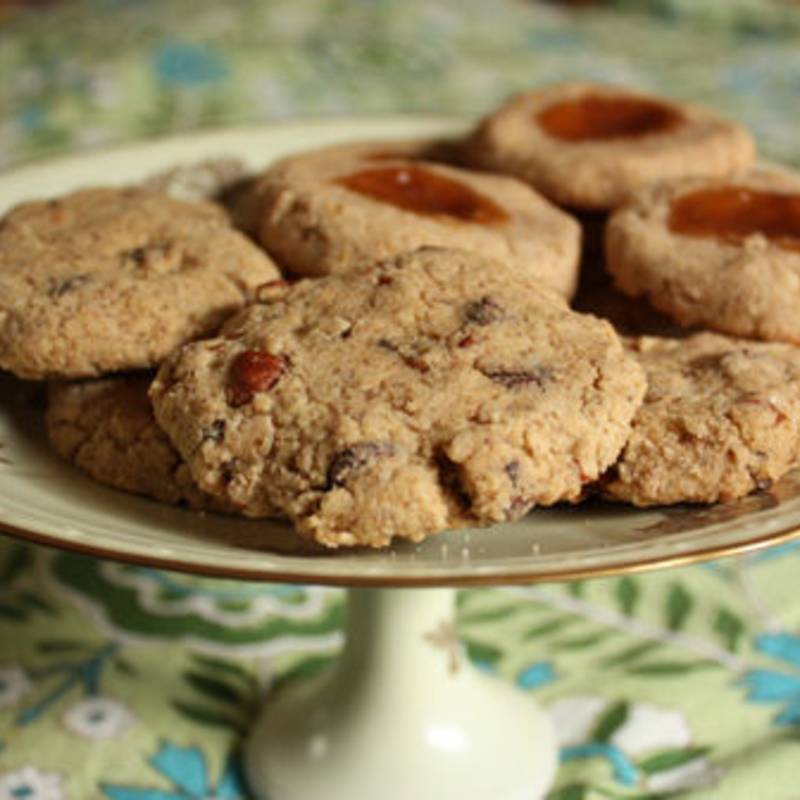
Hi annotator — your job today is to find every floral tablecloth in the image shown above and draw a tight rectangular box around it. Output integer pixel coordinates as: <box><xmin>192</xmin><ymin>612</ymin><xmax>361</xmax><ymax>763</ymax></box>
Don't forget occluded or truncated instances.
<box><xmin>2</xmin><ymin>2</ymin><xmax>800</xmax><ymax>798</ymax></box>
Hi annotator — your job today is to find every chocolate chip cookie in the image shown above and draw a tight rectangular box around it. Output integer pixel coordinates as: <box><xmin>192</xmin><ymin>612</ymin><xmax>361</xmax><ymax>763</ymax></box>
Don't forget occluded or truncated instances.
<box><xmin>150</xmin><ymin>247</ymin><xmax>646</xmax><ymax>548</ymax></box>
<box><xmin>250</xmin><ymin>147</ymin><xmax>581</xmax><ymax>297</ymax></box>
<box><xmin>0</xmin><ymin>187</ymin><xmax>282</xmax><ymax>379</ymax></box>
<box><xmin>604</xmin><ymin>332</ymin><xmax>800</xmax><ymax>505</ymax></box>
<box><xmin>606</xmin><ymin>166</ymin><xmax>800</xmax><ymax>343</ymax></box>
<box><xmin>467</xmin><ymin>82</ymin><xmax>755</xmax><ymax>210</ymax></box>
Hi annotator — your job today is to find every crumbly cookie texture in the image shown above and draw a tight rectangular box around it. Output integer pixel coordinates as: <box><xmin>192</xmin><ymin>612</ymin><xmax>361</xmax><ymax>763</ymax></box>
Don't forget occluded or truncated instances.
<box><xmin>250</xmin><ymin>147</ymin><xmax>581</xmax><ymax>298</ymax></box>
<box><xmin>467</xmin><ymin>82</ymin><xmax>755</xmax><ymax>211</ymax></box>
<box><xmin>603</xmin><ymin>332</ymin><xmax>800</xmax><ymax>506</ymax></box>
<box><xmin>150</xmin><ymin>247</ymin><xmax>646</xmax><ymax>549</ymax></box>
<box><xmin>0</xmin><ymin>187</ymin><xmax>282</xmax><ymax>379</ymax></box>
<box><xmin>46</xmin><ymin>376</ymin><xmax>236</xmax><ymax>512</ymax></box>
<box><xmin>606</xmin><ymin>167</ymin><xmax>800</xmax><ymax>344</ymax></box>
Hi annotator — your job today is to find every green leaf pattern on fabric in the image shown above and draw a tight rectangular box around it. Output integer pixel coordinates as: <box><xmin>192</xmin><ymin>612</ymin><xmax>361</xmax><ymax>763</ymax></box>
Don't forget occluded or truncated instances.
<box><xmin>0</xmin><ymin>538</ymin><xmax>798</xmax><ymax>796</ymax></box>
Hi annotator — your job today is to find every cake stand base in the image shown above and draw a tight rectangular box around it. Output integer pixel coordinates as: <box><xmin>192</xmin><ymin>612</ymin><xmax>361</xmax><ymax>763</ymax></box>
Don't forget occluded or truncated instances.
<box><xmin>245</xmin><ymin>587</ymin><xmax>557</xmax><ymax>800</ymax></box>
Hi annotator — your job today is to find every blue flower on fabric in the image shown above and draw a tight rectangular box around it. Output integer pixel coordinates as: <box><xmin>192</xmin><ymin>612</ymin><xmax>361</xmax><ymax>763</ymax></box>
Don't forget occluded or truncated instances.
<box><xmin>516</xmin><ymin>661</ymin><xmax>556</xmax><ymax>690</ymax></box>
<box><xmin>101</xmin><ymin>742</ymin><xmax>246</xmax><ymax>800</ymax></box>
<box><xmin>153</xmin><ymin>43</ymin><xmax>228</xmax><ymax>88</ymax></box>
<box><xmin>740</xmin><ymin>632</ymin><xmax>800</xmax><ymax>726</ymax></box>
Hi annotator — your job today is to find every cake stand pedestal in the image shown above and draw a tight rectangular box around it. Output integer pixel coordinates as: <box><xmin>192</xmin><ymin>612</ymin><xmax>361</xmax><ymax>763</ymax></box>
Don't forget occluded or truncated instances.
<box><xmin>245</xmin><ymin>586</ymin><xmax>557</xmax><ymax>800</ymax></box>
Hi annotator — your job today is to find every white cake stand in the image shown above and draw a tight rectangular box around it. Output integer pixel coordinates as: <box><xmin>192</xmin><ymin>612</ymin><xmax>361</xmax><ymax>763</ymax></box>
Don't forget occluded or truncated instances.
<box><xmin>2</xmin><ymin>120</ymin><xmax>800</xmax><ymax>800</ymax></box>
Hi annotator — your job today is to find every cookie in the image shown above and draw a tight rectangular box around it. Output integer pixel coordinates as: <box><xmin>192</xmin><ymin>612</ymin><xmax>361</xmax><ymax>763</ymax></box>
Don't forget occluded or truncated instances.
<box><xmin>150</xmin><ymin>247</ymin><xmax>646</xmax><ymax>549</ymax></box>
<box><xmin>142</xmin><ymin>157</ymin><xmax>250</xmax><ymax>203</ymax></box>
<box><xmin>603</xmin><ymin>332</ymin><xmax>800</xmax><ymax>506</ymax></box>
<box><xmin>466</xmin><ymin>82</ymin><xmax>755</xmax><ymax>211</ymax></box>
<box><xmin>229</xmin><ymin>138</ymin><xmax>463</xmax><ymax>236</ymax></box>
<box><xmin>250</xmin><ymin>148</ymin><xmax>581</xmax><ymax>298</ymax></box>
<box><xmin>0</xmin><ymin>187</ymin><xmax>282</xmax><ymax>379</ymax></box>
<box><xmin>46</xmin><ymin>375</ymin><xmax>235</xmax><ymax>511</ymax></box>
<box><xmin>606</xmin><ymin>167</ymin><xmax>800</xmax><ymax>343</ymax></box>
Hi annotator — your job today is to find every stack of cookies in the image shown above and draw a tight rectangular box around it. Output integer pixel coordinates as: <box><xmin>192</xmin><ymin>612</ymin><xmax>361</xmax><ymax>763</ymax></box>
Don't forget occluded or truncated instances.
<box><xmin>5</xmin><ymin>81</ymin><xmax>800</xmax><ymax>549</ymax></box>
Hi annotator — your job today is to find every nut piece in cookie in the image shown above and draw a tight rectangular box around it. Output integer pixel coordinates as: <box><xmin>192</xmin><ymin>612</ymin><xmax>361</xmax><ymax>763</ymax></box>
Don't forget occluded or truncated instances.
<box><xmin>606</xmin><ymin>166</ymin><xmax>800</xmax><ymax>344</ymax></box>
<box><xmin>0</xmin><ymin>187</ymin><xmax>282</xmax><ymax>379</ymax></box>
<box><xmin>150</xmin><ymin>247</ymin><xmax>646</xmax><ymax>549</ymax></box>
<box><xmin>248</xmin><ymin>144</ymin><xmax>581</xmax><ymax>298</ymax></box>
<box><xmin>46</xmin><ymin>375</ymin><xmax>242</xmax><ymax>512</ymax></box>
<box><xmin>603</xmin><ymin>332</ymin><xmax>800</xmax><ymax>506</ymax></box>
<box><xmin>466</xmin><ymin>82</ymin><xmax>755</xmax><ymax>211</ymax></box>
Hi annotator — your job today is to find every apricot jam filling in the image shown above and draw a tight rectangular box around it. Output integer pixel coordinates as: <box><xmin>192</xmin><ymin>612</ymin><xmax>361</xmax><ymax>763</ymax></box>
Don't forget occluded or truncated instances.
<box><xmin>537</xmin><ymin>95</ymin><xmax>683</xmax><ymax>142</ymax></box>
<box><xmin>668</xmin><ymin>186</ymin><xmax>800</xmax><ymax>252</ymax></box>
<box><xmin>336</xmin><ymin>165</ymin><xmax>508</xmax><ymax>225</ymax></box>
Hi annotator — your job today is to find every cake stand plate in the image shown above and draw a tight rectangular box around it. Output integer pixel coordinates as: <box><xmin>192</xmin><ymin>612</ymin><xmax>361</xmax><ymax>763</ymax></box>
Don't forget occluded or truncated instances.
<box><xmin>2</xmin><ymin>120</ymin><xmax>800</xmax><ymax>800</ymax></box>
